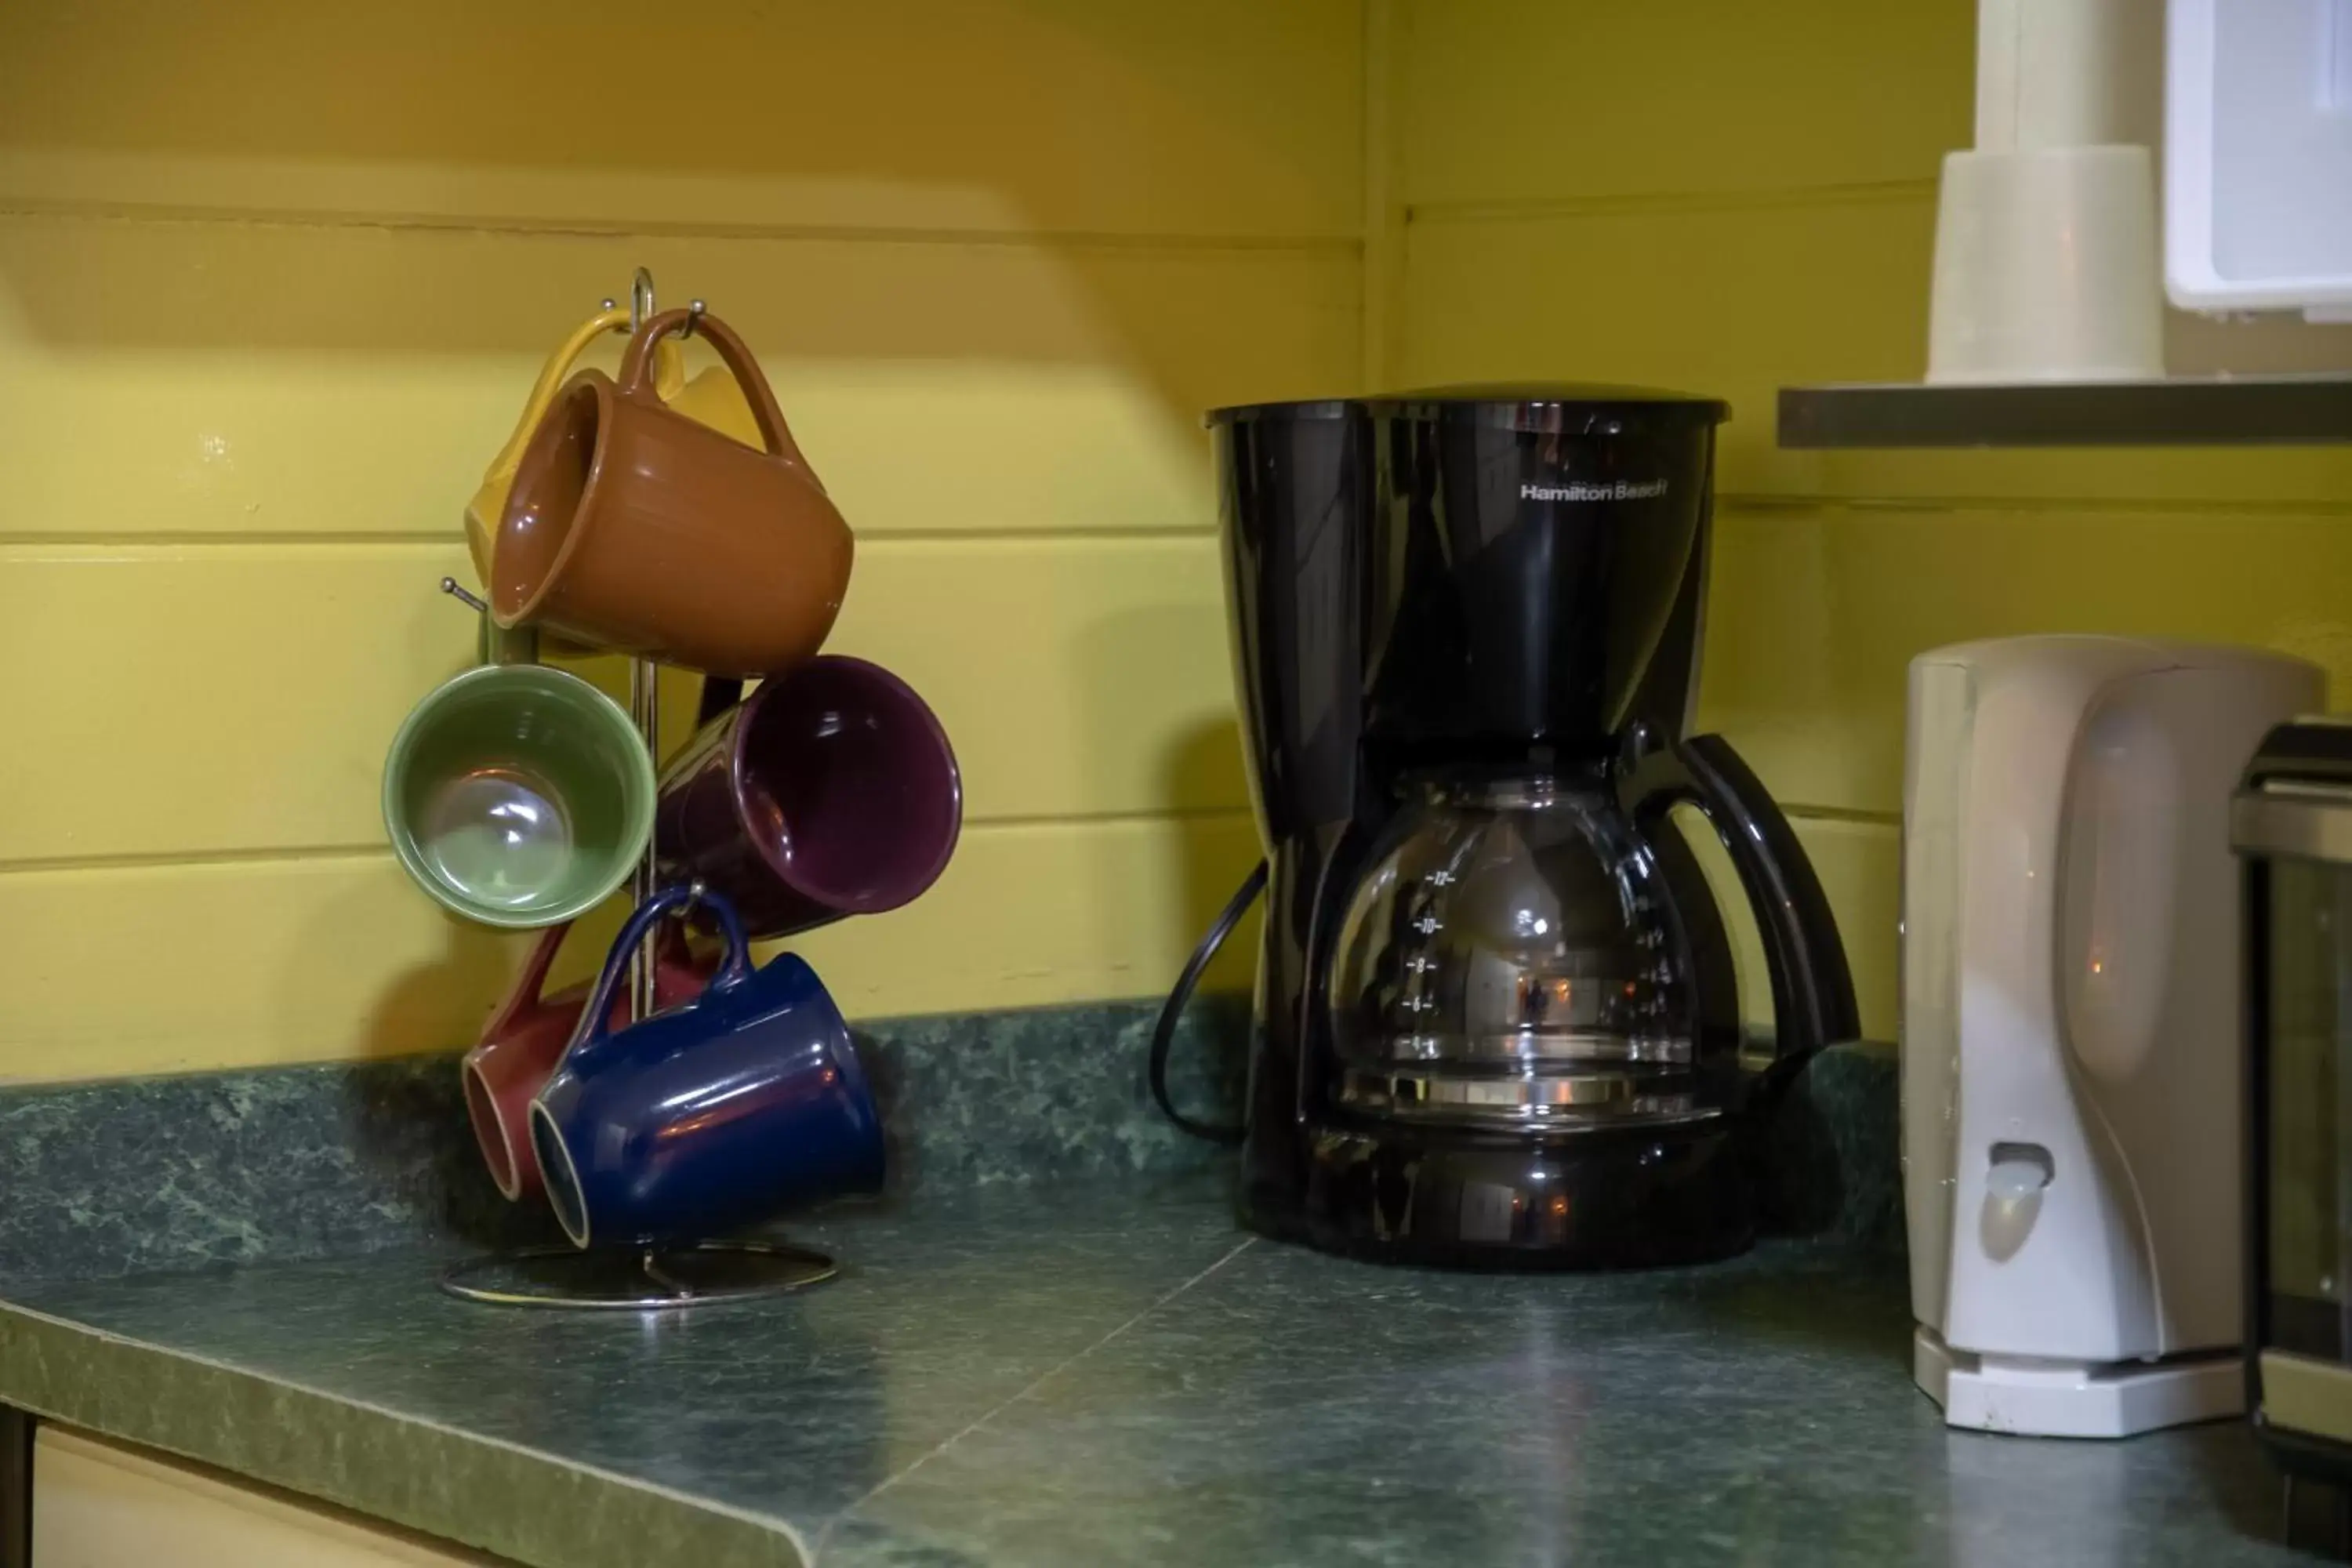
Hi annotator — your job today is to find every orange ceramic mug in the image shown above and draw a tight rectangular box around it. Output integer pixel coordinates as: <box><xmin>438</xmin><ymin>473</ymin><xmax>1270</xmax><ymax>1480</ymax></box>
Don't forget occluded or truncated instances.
<box><xmin>463</xmin><ymin>306</ymin><xmax>762</xmax><ymax>590</ymax></box>
<box><xmin>491</xmin><ymin>308</ymin><xmax>855</xmax><ymax>678</ymax></box>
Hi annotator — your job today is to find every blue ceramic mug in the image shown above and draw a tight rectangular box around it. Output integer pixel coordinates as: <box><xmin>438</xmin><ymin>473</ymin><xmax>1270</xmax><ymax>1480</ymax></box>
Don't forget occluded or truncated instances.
<box><xmin>528</xmin><ymin>884</ymin><xmax>885</xmax><ymax>1249</ymax></box>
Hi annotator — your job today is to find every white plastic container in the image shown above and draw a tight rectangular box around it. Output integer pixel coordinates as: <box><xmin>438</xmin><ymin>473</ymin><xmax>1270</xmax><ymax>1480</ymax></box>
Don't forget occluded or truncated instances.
<box><xmin>2166</xmin><ymin>0</ymin><xmax>2352</xmax><ymax>321</ymax></box>
<box><xmin>1904</xmin><ymin>636</ymin><xmax>2322</xmax><ymax>1439</ymax></box>
<box><xmin>1926</xmin><ymin>0</ymin><xmax>2168</xmax><ymax>382</ymax></box>
<box><xmin>1928</xmin><ymin>146</ymin><xmax>2164</xmax><ymax>383</ymax></box>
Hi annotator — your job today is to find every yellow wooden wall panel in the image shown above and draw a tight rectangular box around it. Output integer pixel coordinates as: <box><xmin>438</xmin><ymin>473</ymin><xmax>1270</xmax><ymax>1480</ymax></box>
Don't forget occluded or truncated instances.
<box><xmin>1397</xmin><ymin>0</ymin><xmax>1970</xmax><ymax>207</ymax></box>
<box><xmin>793</xmin><ymin>816</ymin><xmax>1264</xmax><ymax>1022</ymax></box>
<box><xmin>1399</xmin><ymin>197</ymin><xmax>1929</xmax><ymax>496</ymax></box>
<box><xmin>1399</xmin><ymin>201</ymin><xmax>2352</xmax><ymax>509</ymax></box>
<box><xmin>0</xmin><ymin>214</ymin><xmax>1358</xmax><ymax>540</ymax></box>
<box><xmin>1787</xmin><ymin>815</ymin><xmax>1898</xmax><ymax>1047</ymax></box>
<box><xmin>830</xmin><ymin>538</ymin><xmax>1247</xmax><ymax>824</ymax></box>
<box><xmin>0</xmin><ymin>851</ymin><xmax>538</xmax><ymax>1080</ymax></box>
<box><xmin>0</xmin><ymin>536</ymin><xmax>1244</xmax><ymax>864</ymax></box>
<box><xmin>0</xmin><ymin>0</ymin><xmax>1374</xmax><ymax>1081</ymax></box>
<box><xmin>0</xmin><ymin>815</ymin><xmax>1261</xmax><ymax>1083</ymax></box>
<box><xmin>0</xmin><ymin>0</ymin><xmax>1360</xmax><ymax>1078</ymax></box>
<box><xmin>0</xmin><ymin>543</ymin><xmax>466</xmax><ymax>865</ymax></box>
<box><xmin>0</xmin><ymin>0</ymin><xmax>1361</xmax><ymax>241</ymax></box>
<box><xmin>1697</xmin><ymin>503</ymin><xmax>2352</xmax><ymax>818</ymax></box>
<box><xmin>1673</xmin><ymin>809</ymin><xmax>1897</xmax><ymax>1049</ymax></box>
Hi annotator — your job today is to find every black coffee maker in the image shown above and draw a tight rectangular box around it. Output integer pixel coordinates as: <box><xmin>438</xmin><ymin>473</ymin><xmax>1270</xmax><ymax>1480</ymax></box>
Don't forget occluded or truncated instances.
<box><xmin>1171</xmin><ymin>388</ymin><xmax>1858</xmax><ymax>1269</ymax></box>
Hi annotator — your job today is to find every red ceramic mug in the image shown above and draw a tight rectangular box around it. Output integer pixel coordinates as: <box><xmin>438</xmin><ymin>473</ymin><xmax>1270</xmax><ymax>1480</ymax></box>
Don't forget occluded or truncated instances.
<box><xmin>462</xmin><ymin>916</ymin><xmax>716</xmax><ymax>1202</ymax></box>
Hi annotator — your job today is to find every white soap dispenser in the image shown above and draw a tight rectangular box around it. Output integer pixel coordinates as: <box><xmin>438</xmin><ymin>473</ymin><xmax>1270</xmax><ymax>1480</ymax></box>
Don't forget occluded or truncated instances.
<box><xmin>1904</xmin><ymin>634</ymin><xmax>2321</xmax><ymax>1437</ymax></box>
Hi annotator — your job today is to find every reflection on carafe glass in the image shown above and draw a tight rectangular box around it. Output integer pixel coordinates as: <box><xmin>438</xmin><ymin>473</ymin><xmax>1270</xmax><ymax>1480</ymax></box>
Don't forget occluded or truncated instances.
<box><xmin>419</xmin><ymin>767</ymin><xmax>574</xmax><ymax>908</ymax></box>
<box><xmin>2266</xmin><ymin>857</ymin><xmax>2352</xmax><ymax>1356</ymax></box>
<box><xmin>1327</xmin><ymin>775</ymin><xmax>1697</xmax><ymax>1125</ymax></box>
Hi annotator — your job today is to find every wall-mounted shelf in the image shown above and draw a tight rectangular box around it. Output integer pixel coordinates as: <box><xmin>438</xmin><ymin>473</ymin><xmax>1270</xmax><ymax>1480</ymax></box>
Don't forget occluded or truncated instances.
<box><xmin>1777</xmin><ymin>373</ymin><xmax>2352</xmax><ymax>448</ymax></box>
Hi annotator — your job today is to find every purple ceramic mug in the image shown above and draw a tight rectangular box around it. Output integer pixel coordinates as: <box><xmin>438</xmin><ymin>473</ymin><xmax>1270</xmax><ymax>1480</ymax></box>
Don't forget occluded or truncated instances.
<box><xmin>655</xmin><ymin>657</ymin><xmax>962</xmax><ymax>940</ymax></box>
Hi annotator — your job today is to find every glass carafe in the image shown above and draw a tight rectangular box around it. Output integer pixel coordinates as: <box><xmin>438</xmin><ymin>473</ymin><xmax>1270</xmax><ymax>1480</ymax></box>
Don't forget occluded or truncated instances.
<box><xmin>1327</xmin><ymin>773</ymin><xmax>1706</xmax><ymax>1127</ymax></box>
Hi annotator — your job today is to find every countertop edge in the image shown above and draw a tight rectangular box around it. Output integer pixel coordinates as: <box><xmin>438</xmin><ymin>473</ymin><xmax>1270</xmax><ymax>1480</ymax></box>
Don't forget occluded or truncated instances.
<box><xmin>0</xmin><ymin>1300</ymin><xmax>805</xmax><ymax>1568</ymax></box>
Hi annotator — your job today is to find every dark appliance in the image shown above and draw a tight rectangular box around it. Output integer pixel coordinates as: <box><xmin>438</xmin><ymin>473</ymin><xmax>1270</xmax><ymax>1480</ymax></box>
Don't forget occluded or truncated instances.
<box><xmin>2235</xmin><ymin>718</ymin><xmax>2352</xmax><ymax>1530</ymax></box>
<box><xmin>1172</xmin><ymin>387</ymin><xmax>1860</xmax><ymax>1269</ymax></box>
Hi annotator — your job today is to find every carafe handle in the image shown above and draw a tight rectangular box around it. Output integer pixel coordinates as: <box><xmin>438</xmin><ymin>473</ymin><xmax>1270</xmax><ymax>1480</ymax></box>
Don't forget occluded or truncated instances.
<box><xmin>1620</xmin><ymin>732</ymin><xmax>1860</xmax><ymax>1098</ymax></box>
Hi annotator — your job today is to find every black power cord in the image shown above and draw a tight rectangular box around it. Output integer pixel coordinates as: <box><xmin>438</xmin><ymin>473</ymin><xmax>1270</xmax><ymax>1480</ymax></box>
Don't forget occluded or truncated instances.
<box><xmin>1146</xmin><ymin>860</ymin><xmax>1268</xmax><ymax>1145</ymax></box>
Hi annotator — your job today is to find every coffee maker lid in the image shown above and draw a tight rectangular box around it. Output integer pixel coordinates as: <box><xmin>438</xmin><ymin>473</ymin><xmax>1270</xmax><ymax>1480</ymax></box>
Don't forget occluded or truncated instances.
<box><xmin>1379</xmin><ymin>383</ymin><xmax>1730</xmax><ymax>435</ymax></box>
<box><xmin>1203</xmin><ymin>387</ymin><xmax>1728</xmax><ymax>434</ymax></box>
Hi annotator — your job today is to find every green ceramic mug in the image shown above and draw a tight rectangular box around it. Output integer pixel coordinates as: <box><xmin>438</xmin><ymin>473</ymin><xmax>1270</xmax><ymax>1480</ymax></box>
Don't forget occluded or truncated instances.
<box><xmin>382</xmin><ymin>663</ymin><xmax>655</xmax><ymax>929</ymax></box>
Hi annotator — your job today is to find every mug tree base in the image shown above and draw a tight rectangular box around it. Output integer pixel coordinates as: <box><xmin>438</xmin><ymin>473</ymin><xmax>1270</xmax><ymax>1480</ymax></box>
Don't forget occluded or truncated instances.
<box><xmin>438</xmin><ymin>1239</ymin><xmax>837</xmax><ymax>1309</ymax></box>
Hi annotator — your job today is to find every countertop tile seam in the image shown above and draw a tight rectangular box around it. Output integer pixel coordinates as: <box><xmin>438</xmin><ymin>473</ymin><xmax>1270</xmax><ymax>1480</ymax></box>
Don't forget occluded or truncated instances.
<box><xmin>0</xmin><ymin>1299</ymin><xmax>815</xmax><ymax>1567</ymax></box>
<box><xmin>808</xmin><ymin>1235</ymin><xmax>1258</xmax><ymax>1562</ymax></box>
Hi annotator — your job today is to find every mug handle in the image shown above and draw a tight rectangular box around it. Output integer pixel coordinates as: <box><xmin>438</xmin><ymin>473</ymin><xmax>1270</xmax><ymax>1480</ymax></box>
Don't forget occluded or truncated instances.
<box><xmin>617</xmin><ymin>307</ymin><xmax>823</xmax><ymax>486</ymax></box>
<box><xmin>481</xmin><ymin>913</ymin><xmax>699</xmax><ymax>1041</ymax></box>
<box><xmin>560</xmin><ymin>885</ymin><xmax>755</xmax><ymax>1069</ymax></box>
<box><xmin>480</xmin><ymin>920</ymin><xmax>572</xmax><ymax>1043</ymax></box>
<box><xmin>483</xmin><ymin>307</ymin><xmax>630</xmax><ymax>481</ymax></box>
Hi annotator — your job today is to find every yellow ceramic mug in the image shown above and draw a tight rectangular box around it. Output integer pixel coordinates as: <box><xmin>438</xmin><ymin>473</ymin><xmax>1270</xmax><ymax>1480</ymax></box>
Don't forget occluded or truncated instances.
<box><xmin>463</xmin><ymin>306</ymin><xmax>765</xmax><ymax>585</ymax></box>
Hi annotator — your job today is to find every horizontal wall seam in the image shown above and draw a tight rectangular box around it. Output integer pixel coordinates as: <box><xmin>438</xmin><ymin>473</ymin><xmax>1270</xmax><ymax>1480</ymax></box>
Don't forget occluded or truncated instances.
<box><xmin>0</xmin><ymin>201</ymin><xmax>1363</xmax><ymax>256</ymax></box>
<box><xmin>1406</xmin><ymin>178</ymin><xmax>1936</xmax><ymax>226</ymax></box>
<box><xmin>0</xmin><ymin>527</ymin><xmax>1224</xmax><ymax>550</ymax></box>
<box><xmin>1719</xmin><ymin>495</ymin><xmax>2352</xmax><ymax>520</ymax></box>
<box><xmin>0</xmin><ymin>809</ymin><xmax>1259</xmax><ymax>878</ymax></box>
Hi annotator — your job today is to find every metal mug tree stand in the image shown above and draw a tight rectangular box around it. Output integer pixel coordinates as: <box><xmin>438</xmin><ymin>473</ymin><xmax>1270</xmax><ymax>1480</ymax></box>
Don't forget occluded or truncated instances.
<box><xmin>439</xmin><ymin>268</ymin><xmax>837</xmax><ymax>1310</ymax></box>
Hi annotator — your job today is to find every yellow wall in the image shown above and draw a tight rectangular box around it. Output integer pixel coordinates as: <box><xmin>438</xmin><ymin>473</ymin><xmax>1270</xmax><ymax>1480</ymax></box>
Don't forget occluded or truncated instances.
<box><xmin>0</xmin><ymin>0</ymin><xmax>1364</xmax><ymax>1080</ymax></box>
<box><xmin>18</xmin><ymin>0</ymin><xmax>2350</xmax><ymax>1083</ymax></box>
<box><xmin>1381</xmin><ymin>0</ymin><xmax>2352</xmax><ymax>1046</ymax></box>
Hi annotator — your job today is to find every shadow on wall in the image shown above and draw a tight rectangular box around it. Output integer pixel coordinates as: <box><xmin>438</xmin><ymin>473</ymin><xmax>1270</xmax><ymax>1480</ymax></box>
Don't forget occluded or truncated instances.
<box><xmin>0</xmin><ymin>0</ymin><xmax>1362</xmax><ymax>370</ymax></box>
<box><xmin>1076</xmin><ymin>604</ymin><xmax>1258</xmax><ymax>1003</ymax></box>
<box><xmin>0</xmin><ymin>2</ymin><xmax>1362</xmax><ymax>225</ymax></box>
<box><xmin>290</xmin><ymin>882</ymin><xmax>528</xmax><ymax>1064</ymax></box>
<box><xmin>1164</xmin><ymin>718</ymin><xmax>1265</xmax><ymax>997</ymax></box>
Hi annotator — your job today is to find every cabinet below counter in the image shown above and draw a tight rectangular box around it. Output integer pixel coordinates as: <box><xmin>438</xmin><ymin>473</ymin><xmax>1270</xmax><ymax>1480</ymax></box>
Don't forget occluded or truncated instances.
<box><xmin>32</xmin><ymin>1427</ymin><xmax>504</xmax><ymax>1567</ymax></box>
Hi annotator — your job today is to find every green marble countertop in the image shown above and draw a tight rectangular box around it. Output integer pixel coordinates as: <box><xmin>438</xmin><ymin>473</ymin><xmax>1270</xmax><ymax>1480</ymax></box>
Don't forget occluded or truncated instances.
<box><xmin>0</xmin><ymin>1173</ymin><xmax>2304</xmax><ymax>1567</ymax></box>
